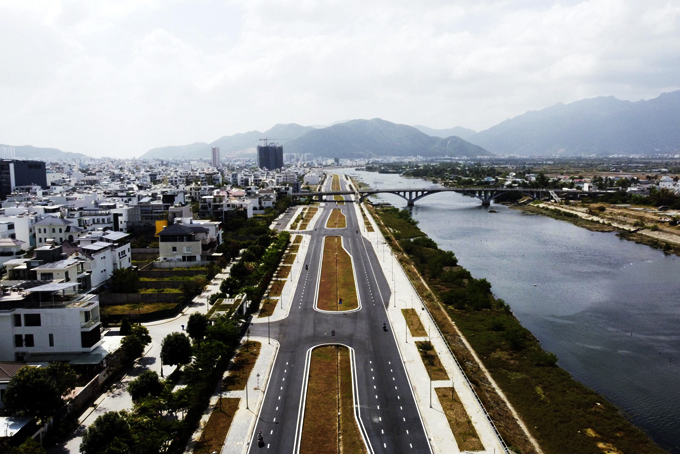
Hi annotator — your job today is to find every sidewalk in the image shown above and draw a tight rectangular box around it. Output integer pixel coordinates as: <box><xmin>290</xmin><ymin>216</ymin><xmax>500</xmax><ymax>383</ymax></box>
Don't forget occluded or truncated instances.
<box><xmin>353</xmin><ymin>202</ymin><xmax>506</xmax><ymax>454</ymax></box>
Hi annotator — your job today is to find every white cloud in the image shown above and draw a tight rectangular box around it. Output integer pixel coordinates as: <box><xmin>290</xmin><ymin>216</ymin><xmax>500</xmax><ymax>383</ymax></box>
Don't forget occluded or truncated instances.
<box><xmin>0</xmin><ymin>0</ymin><xmax>679</xmax><ymax>157</ymax></box>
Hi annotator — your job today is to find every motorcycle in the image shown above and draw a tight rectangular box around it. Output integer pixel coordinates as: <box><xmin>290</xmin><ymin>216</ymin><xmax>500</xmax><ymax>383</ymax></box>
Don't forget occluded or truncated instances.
<box><xmin>383</xmin><ymin>323</ymin><xmax>388</xmax><ymax>332</ymax></box>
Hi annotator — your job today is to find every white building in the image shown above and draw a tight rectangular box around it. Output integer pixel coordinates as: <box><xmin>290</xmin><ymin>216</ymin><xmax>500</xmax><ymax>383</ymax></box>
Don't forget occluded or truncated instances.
<box><xmin>0</xmin><ymin>289</ymin><xmax>102</xmax><ymax>362</ymax></box>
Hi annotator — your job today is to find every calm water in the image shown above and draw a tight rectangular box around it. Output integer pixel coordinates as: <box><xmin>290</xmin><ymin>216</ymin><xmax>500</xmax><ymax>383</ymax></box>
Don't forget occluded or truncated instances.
<box><xmin>347</xmin><ymin>169</ymin><xmax>680</xmax><ymax>453</ymax></box>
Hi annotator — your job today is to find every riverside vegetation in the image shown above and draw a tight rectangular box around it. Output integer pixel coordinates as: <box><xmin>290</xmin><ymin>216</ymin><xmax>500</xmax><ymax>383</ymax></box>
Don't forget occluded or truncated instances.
<box><xmin>370</xmin><ymin>204</ymin><xmax>665</xmax><ymax>454</ymax></box>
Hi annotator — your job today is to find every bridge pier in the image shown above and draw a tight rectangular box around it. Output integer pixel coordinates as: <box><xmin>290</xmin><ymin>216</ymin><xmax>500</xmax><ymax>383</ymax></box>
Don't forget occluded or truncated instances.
<box><xmin>481</xmin><ymin>199</ymin><xmax>491</xmax><ymax>207</ymax></box>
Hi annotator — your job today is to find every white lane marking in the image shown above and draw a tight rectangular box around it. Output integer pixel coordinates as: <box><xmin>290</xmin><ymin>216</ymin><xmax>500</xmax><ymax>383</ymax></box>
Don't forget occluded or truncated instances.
<box><xmin>375</xmin><ymin>395</ymin><xmax>378</xmax><ymax>399</ymax></box>
<box><xmin>379</xmin><ymin>417</ymin><xmax>382</xmax><ymax>421</ymax></box>
<box><xmin>377</xmin><ymin>405</ymin><xmax>380</xmax><ymax>410</ymax></box>
<box><xmin>403</xmin><ymin>417</ymin><xmax>406</xmax><ymax>421</ymax></box>
<box><xmin>270</xmin><ymin>430</ymin><xmax>273</xmax><ymax>434</ymax></box>
<box><xmin>276</xmin><ymin>406</ymin><xmax>278</xmax><ymax>410</ymax></box>
<box><xmin>273</xmin><ymin>418</ymin><xmax>276</xmax><ymax>422</ymax></box>
<box><xmin>406</xmin><ymin>430</ymin><xmax>409</xmax><ymax>434</ymax></box>
<box><xmin>381</xmin><ymin>429</ymin><xmax>384</xmax><ymax>434</ymax></box>
<box><xmin>278</xmin><ymin>396</ymin><xmax>281</xmax><ymax>400</ymax></box>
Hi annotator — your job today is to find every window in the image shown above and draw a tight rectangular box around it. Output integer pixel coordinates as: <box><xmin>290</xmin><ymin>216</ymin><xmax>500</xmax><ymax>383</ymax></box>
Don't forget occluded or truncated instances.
<box><xmin>49</xmin><ymin>333</ymin><xmax>54</xmax><ymax>347</ymax></box>
<box><xmin>24</xmin><ymin>313</ymin><xmax>41</xmax><ymax>326</ymax></box>
<box><xmin>24</xmin><ymin>334</ymin><xmax>34</xmax><ymax>347</ymax></box>
<box><xmin>14</xmin><ymin>314</ymin><xmax>21</xmax><ymax>326</ymax></box>
<box><xmin>52</xmin><ymin>228</ymin><xmax>55</xmax><ymax>233</ymax></box>
<box><xmin>15</xmin><ymin>334</ymin><xmax>23</xmax><ymax>347</ymax></box>
<box><xmin>40</xmin><ymin>273</ymin><xmax>54</xmax><ymax>281</ymax></box>
<box><xmin>59</xmin><ymin>228</ymin><xmax>62</xmax><ymax>233</ymax></box>
<box><xmin>172</xmin><ymin>246</ymin><xmax>177</xmax><ymax>252</ymax></box>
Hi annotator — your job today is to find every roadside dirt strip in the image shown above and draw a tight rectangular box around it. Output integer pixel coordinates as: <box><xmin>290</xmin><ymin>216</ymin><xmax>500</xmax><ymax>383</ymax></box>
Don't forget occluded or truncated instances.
<box><xmin>298</xmin><ymin>345</ymin><xmax>368</xmax><ymax>454</ymax></box>
<box><xmin>317</xmin><ymin>236</ymin><xmax>359</xmax><ymax>311</ymax></box>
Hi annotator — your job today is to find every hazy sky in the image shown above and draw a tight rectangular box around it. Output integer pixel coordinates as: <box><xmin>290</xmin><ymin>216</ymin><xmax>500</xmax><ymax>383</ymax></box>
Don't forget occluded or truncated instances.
<box><xmin>1</xmin><ymin>0</ymin><xmax>679</xmax><ymax>158</ymax></box>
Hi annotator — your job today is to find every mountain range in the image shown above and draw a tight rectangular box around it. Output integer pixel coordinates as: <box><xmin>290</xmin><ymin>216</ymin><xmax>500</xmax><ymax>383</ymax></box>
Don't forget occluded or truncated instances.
<box><xmin>466</xmin><ymin>91</ymin><xmax>680</xmax><ymax>156</ymax></box>
<box><xmin>5</xmin><ymin>90</ymin><xmax>680</xmax><ymax>161</ymax></box>
<box><xmin>0</xmin><ymin>144</ymin><xmax>90</xmax><ymax>161</ymax></box>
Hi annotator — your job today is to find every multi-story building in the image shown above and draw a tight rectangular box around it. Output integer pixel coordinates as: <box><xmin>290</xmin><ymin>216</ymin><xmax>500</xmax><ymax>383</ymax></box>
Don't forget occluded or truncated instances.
<box><xmin>0</xmin><ymin>160</ymin><xmax>48</xmax><ymax>200</ymax></box>
<box><xmin>257</xmin><ymin>144</ymin><xmax>284</xmax><ymax>170</ymax></box>
<box><xmin>34</xmin><ymin>216</ymin><xmax>83</xmax><ymax>246</ymax></box>
<box><xmin>212</xmin><ymin>146</ymin><xmax>221</xmax><ymax>169</ymax></box>
<box><xmin>158</xmin><ymin>223</ymin><xmax>207</xmax><ymax>262</ymax></box>
<box><xmin>0</xmin><ymin>289</ymin><xmax>102</xmax><ymax>363</ymax></box>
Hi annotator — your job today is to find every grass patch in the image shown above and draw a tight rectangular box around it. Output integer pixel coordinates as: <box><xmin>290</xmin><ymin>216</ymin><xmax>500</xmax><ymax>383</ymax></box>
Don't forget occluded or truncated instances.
<box><xmin>326</xmin><ymin>208</ymin><xmax>347</xmax><ymax>229</ymax></box>
<box><xmin>294</xmin><ymin>235</ymin><xmax>303</xmax><ymax>244</ymax></box>
<box><xmin>300</xmin><ymin>346</ymin><xmax>366</xmax><ymax>454</ymax></box>
<box><xmin>277</xmin><ymin>266</ymin><xmax>292</xmax><ymax>279</ymax></box>
<box><xmin>283</xmin><ymin>253</ymin><xmax>297</xmax><ymax>265</ymax></box>
<box><xmin>102</xmin><ymin>302</ymin><xmax>177</xmax><ymax>316</ymax></box>
<box><xmin>139</xmin><ymin>287</ymin><xmax>182</xmax><ymax>293</ymax></box>
<box><xmin>318</xmin><ymin>236</ymin><xmax>358</xmax><ymax>311</ymax></box>
<box><xmin>415</xmin><ymin>341</ymin><xmax>450</xmax><ymax>380</ymax></box>
<box><xmin>289</xmin><ymin>244</ymin><xmax>300</xmax><ymax>253</ymax></box>
<box><xmin>300</xmin><ymin>207</ymin><xmax>319</xmax><ymax>230</ymax></box>
<box><xmin>334</xmin><ymin>195</ymin><xmax>345</xmax><ymax>205</ymax></box>
<box><xmin>258</xmin><ymin>298</ymin><xmax>278</xmax><ymax>318</ymax></box>
<box><xmin>222</xmin><ymin>341</ymin><xmax>261</xmax><ymax>391</ymax></box>
<box><xmin>435</xmin><ymin>387</ymin><xmax>484</xmax><ymax>452</ymax></box>
<box><xmin>269</xmin><ymin>280</ymin><xmax>286</xmax><ymax>297</ymax></box>
<box><xmin>402</xmin><ymin>308</ymin><xmax>427</xmax><ymax>337</ymax></box>
<box><xmin>192</xmin><ymin>398</ymin><xmax>240</xmax><ymax>454</ymax></box>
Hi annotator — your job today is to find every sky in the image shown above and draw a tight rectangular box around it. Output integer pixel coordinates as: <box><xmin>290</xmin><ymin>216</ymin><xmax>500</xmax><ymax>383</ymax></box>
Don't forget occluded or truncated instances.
<box><xmin>1</xmin><ymin>0</ymin><xmax>679</xmax><ymax>158</ymax></box>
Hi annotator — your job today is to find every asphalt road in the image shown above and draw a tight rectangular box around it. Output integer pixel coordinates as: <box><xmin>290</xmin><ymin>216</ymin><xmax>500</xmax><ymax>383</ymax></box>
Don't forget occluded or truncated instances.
<box><xmin>248</xmin><ymin>177</ymin><xmax>431</xmax><ymax>453</ymax></box>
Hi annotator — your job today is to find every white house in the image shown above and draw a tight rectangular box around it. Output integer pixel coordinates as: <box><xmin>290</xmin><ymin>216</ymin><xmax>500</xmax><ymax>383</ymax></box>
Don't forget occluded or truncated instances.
<box><xmin>0</xmin><ymin>290</ymin><xmax>102</xmax><ymax>363</ymax></box>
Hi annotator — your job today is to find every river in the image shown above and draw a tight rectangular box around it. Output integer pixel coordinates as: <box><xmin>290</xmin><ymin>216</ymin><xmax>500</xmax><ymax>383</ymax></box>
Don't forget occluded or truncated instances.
<box><xmin>346</xmin><ymin>169</ymin><xmax>680</xmax><ymax>453</ymax></box>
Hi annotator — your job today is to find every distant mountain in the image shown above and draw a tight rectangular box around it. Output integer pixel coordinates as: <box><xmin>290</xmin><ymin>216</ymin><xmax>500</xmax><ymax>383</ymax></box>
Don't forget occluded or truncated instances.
<box><xmin>140</xmin><ymin>124</ymin><xmax>315</xmax><ymax>160</ymax></box>
<box><xmin>0</xmin><ymin>144</ymin><xmax>89</xmax><ymax>161</ymax></box>
<box><xmin>468</xmin><ymin>91</ymin><xmax>680</xmax><ymax>156</ymax></box>
<box><xmin>283</xmin><ymin>118</ymin><xmax>491</xmax><ymax>159</ymax></box>
<box><xmin>413</xmin><ymin>125</ymin><xmax>478</xmax><ymax>142</ymax></box>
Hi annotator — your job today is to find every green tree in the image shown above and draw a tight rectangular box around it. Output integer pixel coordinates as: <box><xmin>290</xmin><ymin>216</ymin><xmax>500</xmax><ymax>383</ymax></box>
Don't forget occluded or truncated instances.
<box><xmin>119</xmin><ymin>318</ymin><xmax>132</xmax><ymax>336</ymax></box>
<box><xmin>160</xmin><ymin>332</ymin><xmax>192</xmax><ymax>367</ymax></box>
<box><xmin>110</xmin><ymin>268</ymin><xmax>139</xmax><ymax>293</ymax></box>
<box><xmin>80</xmin><ymin>411</ymin><xmax>133</xmax><ymax>454</ymax></box>
<box><xmin>1</xmin><ymin>438</ymin><xmax>46</xmax><ymax>454</ymax></box>
<box><xmin>186</xmin><ymin>313</ymin><xmax>208</xmax><ymax>342</ymax></box>
<box><xmin>120</xmin><ymin>335</ymin><xmax>145</xmax><ymax>363</ymax></box>
<box><xmin>127</xmin><ymin>370</ymin><xmax>164</xmax><ymax>402</ymax></box>
<box><xmin>2</xmin><ymin>363</ymin><xmax>77</xmax><ymax>422</ymax></box>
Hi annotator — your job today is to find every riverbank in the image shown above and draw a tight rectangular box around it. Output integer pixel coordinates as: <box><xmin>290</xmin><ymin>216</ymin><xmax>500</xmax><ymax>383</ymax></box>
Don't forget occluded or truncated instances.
<box><xmin>515</xmin><ymin>203</ymin><xmax>680</xmax><ymax>256</ymax></box>
<box><xmin>367</xmin><ymin>201</ymin><xmax>666</xmax><ymax>454</ymax></box>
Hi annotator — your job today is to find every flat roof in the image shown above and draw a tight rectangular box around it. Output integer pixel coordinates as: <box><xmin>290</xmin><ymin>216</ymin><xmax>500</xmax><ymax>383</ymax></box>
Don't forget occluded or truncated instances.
<box><xmin>25</xmin><ymin>282</ymin><xmax>79</xmax><ymax>292</ymax></box>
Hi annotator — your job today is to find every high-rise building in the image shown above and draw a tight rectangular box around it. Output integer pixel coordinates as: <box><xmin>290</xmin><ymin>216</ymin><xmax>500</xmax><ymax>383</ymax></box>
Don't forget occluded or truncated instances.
<box><xmin>0</xmin><ymin>160</ymin><xmax>48</xmax><ymax>200</ymax></box>
<box><xmin>211</xmin><ymin>146</ymin><xmax>221</xmax><ymax>169</ymax></box>
<box><xmin>257</xmin><ymin>144</ymin><xmax>283</xmax><ymax>170</ymax></box>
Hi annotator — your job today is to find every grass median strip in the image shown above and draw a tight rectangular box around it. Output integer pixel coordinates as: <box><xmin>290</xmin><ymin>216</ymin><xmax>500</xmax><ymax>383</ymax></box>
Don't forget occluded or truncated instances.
<box><xmin>326</xmin><ymin>208</ymin><xmax>347</xmax><ymax>229</ymax></box>
<box><xmin>402</xmin><ymin>308</ymin><xmax>427</xmax><ymax>337</ymax></box>
<box><xmin>318</xmin><ymin>236</ymin><xmax>358</xmax><ymax>311</ymax></box>
<box><xmin>436</xmin><ymin>387</ymin><xmax>484</xmax><ymax>452</ymax></box>
<box><xmin>300</xmin><ymin>207</ymin><xmax>318</xmax><ymax>230</ymax></box>
<box><xmin>334</xmin><ymin>194</ymin><xmax>345</xmax><ymax>205</ymax></box>
<box><xmin>222</xmin><ymin>341</ymin><xmax>261</xmax><ymax>391</ymax></box>
<box><xmin>416</xmin><ymin>340</ymin><xmax>450</xmax><ymax>380</ymax></box>
<box><xmin>294</xmin><ymin>235</ymin><xmax>303</xmax><ymax>244</ymax></box>
<box><xmin>332</xmin><ymin>174</ymin><xmax>341</xmax><ymax>191</ymax></box>
<box><xmin>193</xmin><ymin>398</ymin><xmax>240</xmax><ymax>454</ymax></box>
<box><xmin>301</xmin><ymin>346</ymin><xmax>367</xmax><ymax>454</ymax></box>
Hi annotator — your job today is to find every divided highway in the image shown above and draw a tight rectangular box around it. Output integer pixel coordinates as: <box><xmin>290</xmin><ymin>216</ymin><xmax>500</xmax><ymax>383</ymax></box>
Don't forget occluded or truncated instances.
<box><xmin>247</xmin><ymin>176</ymin><xmax>432</xmax><ymax>453</ymax></box>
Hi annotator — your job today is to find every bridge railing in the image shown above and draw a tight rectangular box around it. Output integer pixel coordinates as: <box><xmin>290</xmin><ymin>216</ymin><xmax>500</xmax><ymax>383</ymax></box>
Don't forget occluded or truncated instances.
<box><xmin>397</xmin><ymin>253</ymin><xmax>511</xmax><ymax>453</ymax></box>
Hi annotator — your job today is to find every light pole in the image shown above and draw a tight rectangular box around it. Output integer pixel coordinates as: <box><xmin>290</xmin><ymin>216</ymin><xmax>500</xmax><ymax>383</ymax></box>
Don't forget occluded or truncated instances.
<box><xmin>245</xmin><ymin>375</ymin><xmax>249</xmax><ymax>410</ymax></box>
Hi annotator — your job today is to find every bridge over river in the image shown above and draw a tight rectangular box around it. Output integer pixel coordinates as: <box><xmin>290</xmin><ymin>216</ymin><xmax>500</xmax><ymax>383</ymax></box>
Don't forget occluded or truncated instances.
<box><xmin>293</xmin><ymin>186</ymin><xmax>616</xmax><ymax>206</ymax></box>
